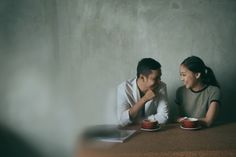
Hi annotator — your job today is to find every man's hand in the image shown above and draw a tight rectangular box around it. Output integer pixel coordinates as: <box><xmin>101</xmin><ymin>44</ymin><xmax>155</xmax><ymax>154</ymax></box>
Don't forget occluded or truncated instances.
<box><xmin>143</xmin><ymin>89</ymin><xmax>156</xmax><ymax>102</ymax></box>
<box><xmin>129</xmin><ymin>89</ymin><xmax>158</xmax><ymax>120</ymax></box>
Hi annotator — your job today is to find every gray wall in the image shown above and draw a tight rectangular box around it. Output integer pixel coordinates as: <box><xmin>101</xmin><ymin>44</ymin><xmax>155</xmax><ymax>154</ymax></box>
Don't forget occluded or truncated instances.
<box><xmin>1</xmin><ymin>0</ymin><xmax>236</xmax><ymax>156</ymax></box>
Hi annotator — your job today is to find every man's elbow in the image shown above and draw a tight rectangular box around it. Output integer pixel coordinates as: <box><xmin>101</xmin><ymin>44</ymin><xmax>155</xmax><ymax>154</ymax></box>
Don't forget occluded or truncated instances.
<box><xmin>118</xmin><ymin>119</ymin><xmax>127</xmax><ymax>127</ymax></box>
<box><xmin>157</xmin><ymin>114</ymin><xmax>168</xmax><ymax>124</ymax></box>
<box><xmin>118</xmin><ymin>116</ymin><xmax>131</xmax><ymax>127</ymax></box>
<box><xmin>163</xmin><ymin>115</ymin><xmax>168</xmax><ymax>124</ymax></box>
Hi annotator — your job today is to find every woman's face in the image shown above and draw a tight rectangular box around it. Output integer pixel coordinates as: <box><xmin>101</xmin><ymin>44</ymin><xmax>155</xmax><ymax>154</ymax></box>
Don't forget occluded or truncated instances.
<box><xmin>180</xmin><ymin>65</ymin><xmax>199</xmax><ymax>89</ymax></box>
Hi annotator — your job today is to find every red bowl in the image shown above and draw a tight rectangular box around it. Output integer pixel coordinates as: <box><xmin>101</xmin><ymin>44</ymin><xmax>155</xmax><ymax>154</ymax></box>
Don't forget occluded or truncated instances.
<box><xmin>181</xmin><ymin>118</ymin><xmax>199</xmax><ymax>128</ymax></box>
<box><xmin>141</xmin><ymin>119</ymin><xmax>158</xmax><ymax>129</ymax></box>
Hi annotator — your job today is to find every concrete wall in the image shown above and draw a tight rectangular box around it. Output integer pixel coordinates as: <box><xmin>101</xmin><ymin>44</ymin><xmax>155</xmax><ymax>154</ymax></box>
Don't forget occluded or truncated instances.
<box><xmin>1</xmin><ymin>0</ymin><xmax>236</xmax><ymax>156</ymax></box>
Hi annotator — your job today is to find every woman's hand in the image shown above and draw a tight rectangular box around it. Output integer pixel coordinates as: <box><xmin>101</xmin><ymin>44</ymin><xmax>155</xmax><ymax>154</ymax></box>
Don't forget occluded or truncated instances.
<box><xmin>177</xmin><ymin>117</ymin><xmax>187</xmax><ymax>123</ymax></box>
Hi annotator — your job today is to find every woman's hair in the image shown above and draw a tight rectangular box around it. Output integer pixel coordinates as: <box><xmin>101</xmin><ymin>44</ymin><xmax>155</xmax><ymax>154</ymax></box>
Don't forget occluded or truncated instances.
<box><xmin>181</xmin><ymin>56</ymin><xmax>220</xmax><ymax>88</ymax></box>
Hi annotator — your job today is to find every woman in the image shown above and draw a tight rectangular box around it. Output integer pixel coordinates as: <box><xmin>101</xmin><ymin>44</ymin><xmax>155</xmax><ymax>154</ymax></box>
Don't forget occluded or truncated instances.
<box><xmin>176</xmin><ymin>56</ymin><xmax>221</xmax><ymax>127</ymax></box>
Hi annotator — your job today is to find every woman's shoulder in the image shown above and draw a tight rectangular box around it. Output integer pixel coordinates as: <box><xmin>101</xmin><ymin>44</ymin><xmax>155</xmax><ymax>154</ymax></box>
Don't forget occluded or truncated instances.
<box><xmin>206</xmin><ymin>85</ymin><xmax>220</xmax><ymax>93</ymax></box>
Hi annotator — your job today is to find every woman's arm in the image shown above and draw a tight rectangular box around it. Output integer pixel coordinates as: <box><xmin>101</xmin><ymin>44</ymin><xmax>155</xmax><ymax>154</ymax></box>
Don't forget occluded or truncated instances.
<box><xmin>176</xmin><ymin>103</ymin><xmax>185</xmax><ymax>123</ymax></box>
<box><xmin>199</xmin><ymin>101</ymin><xmax>219</xmax><ymax>127</ymax></box>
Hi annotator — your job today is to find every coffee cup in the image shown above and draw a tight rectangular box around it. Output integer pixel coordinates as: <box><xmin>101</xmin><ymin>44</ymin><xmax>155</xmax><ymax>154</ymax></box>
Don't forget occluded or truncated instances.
<box><xmin>180</xmin><ymin>118</ymin><xmax>199</xmax><ymax>128</ymax></box>
<box><xmin>141</xmin><ymin>119</ymin><xmax>159</xmax><ymax>129</ymax></box>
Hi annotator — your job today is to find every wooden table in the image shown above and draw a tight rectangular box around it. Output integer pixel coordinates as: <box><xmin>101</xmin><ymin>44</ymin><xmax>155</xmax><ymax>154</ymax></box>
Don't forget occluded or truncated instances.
<box><xmin>77</xmin><ymin>123</ymin><xmax>236</xmax><ymax>157</ymax></box>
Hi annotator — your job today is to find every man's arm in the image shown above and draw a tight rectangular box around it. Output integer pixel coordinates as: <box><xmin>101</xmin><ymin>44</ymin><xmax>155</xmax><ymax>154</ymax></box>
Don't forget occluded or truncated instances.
<box><xmin>128</xmin><ymin>89</ymin><xmax>155</xmax><ymax>120</ymax></box>
<box><xmin>117</xmin><ymin>85</ymin><xmax>156</xmax><ymax>126</ymax></box>
<box><xmin>148</xmin><ymin>85</ymin><xmax>168</xmax><ymax>124</ymax></box>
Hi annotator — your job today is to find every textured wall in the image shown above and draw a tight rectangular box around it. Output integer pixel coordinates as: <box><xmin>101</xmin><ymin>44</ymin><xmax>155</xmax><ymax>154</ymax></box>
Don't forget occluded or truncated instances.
<box><xmin>1</xmin><ymin>0</ymin><xmax>236</xmax><ymax>156</ymax></box>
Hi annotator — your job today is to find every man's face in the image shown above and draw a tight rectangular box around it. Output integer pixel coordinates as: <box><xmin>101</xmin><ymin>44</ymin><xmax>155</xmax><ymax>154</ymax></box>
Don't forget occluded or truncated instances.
<box><xmin>143</xmin><ymin>69</ymin><xmax>162</xmax><ymax>92</ymax></box>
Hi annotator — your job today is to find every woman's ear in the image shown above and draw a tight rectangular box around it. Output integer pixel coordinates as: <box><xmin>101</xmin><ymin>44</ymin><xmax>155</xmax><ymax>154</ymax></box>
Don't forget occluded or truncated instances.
<box><xmin>195</xmin><ymin>72</ymin><xmax>201</xmax><ymax>79</ymax></box>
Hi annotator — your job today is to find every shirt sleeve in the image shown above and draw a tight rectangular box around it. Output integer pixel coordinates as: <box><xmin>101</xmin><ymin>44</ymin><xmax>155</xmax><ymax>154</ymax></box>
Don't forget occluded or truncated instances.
<box><xmin>148</xmin><ymin>84</ymin><xmax>169</xmax><ymax>124</ymax></box>
<box><xmin>208</xmin><ymin>87</ymin><xmax>221</xmax><ymax>106</ymax></box>
<box><xmin>117</xmin><ymin>84</ymin><xmax>132</xmax><ymax>126</ymax></box>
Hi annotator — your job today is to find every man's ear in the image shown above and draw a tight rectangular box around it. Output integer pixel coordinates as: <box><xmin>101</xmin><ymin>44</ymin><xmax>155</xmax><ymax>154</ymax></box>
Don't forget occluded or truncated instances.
<box><xmin>195</xmin><ymin>72</ymin><xmax>201</xmax><ymax>79</ymax></box>
<box><xmin>139</xmin><ymin>74</ymin><xmax>146</xmax><ymax>81</ymax></box>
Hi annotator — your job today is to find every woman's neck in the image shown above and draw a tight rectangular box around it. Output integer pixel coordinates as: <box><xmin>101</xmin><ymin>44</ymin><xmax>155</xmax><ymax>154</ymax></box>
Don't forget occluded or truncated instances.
<box><xmin>191</xmin><ymin>82</ymin><xmax>207</xmax><ymax>92</ymax></box>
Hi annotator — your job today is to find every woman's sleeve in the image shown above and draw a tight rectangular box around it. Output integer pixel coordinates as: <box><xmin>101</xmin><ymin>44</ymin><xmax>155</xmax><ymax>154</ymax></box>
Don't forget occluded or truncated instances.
<box><xmin>209</xmin><ymin>87</ymin><xmax>221</xmax><ymax>107</ymax></box>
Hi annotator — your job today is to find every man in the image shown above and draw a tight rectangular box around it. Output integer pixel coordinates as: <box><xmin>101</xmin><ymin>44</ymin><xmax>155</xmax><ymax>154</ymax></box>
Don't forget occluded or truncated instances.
<box><xmin>117</xmin><ymin>58</ymin><xmax>169</xmax><ymax>126</ymax></box>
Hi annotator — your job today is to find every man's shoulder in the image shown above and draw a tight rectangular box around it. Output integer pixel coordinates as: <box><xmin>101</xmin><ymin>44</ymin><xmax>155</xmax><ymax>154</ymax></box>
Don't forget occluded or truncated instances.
<box><xmin>160</xmin><ymin>81</ymin><xmax>166</xmax><ymax>87</ymax></box>
<box><xmin>158</xmin><ymin>81</ymin><xmax>167</xmax><ymax>90</ymax></box>
<box><xmin>117</xmin><ymin>77</ymin><xmax>136</xmax><ymax>91</ymax></box>
<box><xmin>155</xmin><ymin>81</ymin><xmax>167</xmax><ymax>94</ymax></box>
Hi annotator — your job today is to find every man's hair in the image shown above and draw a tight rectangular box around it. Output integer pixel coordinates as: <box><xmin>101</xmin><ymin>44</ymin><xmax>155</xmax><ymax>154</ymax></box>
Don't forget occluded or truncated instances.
<box><xmin>137</xmin><ymin>58</ymin><xmax>161</xmax><ymax>78</ymax></box>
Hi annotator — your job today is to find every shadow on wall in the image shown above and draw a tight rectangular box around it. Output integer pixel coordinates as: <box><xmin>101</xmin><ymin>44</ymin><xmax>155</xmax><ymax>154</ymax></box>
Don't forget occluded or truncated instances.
<box><xmin>219</xmin><ymin>74</ymin><xmax>236</xmax><ymax>122</ymax></box>
<box><xmin>0</xmin><ymin>123</ymin><xmax>43</xmax><ymax>157</ymax></box>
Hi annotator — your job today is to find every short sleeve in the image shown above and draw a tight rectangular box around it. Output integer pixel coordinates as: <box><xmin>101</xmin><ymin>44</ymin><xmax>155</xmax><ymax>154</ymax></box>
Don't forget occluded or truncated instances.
<box><xmin>209</xmin><ymin>87</ymin><xmax>221</xmax><ymax>105</ymax></box>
